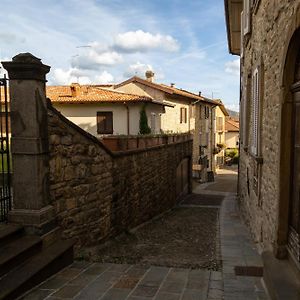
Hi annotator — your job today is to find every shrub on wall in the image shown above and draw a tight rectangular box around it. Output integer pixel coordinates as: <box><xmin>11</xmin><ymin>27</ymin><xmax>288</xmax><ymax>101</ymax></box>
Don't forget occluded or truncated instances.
<box><xmin>139</xmin><ymin>105</ymin><xmax>151</xmax><ymax>135</ymax></box>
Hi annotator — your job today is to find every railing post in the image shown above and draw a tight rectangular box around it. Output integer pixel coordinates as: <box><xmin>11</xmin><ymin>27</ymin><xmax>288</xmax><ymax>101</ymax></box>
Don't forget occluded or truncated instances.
<box><xmin>2</xmin><ymin>53</ymin><xmax>54</xmax><ymax>234</ymax></box>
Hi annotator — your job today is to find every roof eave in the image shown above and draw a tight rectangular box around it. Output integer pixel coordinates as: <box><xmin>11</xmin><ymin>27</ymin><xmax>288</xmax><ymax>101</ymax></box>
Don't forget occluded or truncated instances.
<box><xmin>224</xmin><ymin>0</ymin><xmax>242</xmax><ymax>56</ymax></box>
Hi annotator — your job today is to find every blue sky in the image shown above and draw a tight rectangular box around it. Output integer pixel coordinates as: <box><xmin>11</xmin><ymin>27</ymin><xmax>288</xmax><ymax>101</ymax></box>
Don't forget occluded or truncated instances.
<box><xmin>0</xmin><ymin>0</ymin><xmax>240</xmax><ymax>111</ymax></box>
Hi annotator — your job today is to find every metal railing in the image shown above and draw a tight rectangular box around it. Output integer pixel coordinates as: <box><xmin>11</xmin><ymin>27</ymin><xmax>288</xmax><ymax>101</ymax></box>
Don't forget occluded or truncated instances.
<box><xmin>0</xmin><ymin>75</ymin><xmax>12</xmax><ymax>222</ymax></box>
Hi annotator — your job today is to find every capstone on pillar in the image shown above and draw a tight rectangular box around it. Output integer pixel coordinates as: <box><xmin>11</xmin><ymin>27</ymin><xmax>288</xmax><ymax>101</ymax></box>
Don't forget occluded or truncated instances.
<box><xmin>2</xmin><ymin>53</ymin><xmax>55</xmax><ymax>235</ymax></box>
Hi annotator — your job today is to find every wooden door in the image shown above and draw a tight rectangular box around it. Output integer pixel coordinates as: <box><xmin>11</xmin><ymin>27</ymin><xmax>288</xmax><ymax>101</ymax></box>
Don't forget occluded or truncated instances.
<box><xmin>288</xmin><ymin>84</ymin><xmax>300</xmax><ymax>260</ymax></box>
<box><xmin>176</xmin><ymin>158</ymin><xmax>189</xmax><ymax>199</ymax></box>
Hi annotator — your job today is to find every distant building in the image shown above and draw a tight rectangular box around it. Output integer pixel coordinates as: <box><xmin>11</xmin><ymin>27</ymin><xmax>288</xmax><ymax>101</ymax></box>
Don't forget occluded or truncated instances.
<box><xmin>214</xmin><ymin>101</ymin><xmax>229</xmax><ymax>167</ymax></box>
<box><xmin>225</xmin><ymin>118</ymin><xmax>239</xmax><ymax>149</ymax></box>
<box><xmin>47</xmin><ymin>83</ymin><xmax>170</xmax><ymax>136</ymax></box>
<box><xmin>112</xmin><ymin>72</ymin><xmax>219</xmax><ymax>181</ymax></box>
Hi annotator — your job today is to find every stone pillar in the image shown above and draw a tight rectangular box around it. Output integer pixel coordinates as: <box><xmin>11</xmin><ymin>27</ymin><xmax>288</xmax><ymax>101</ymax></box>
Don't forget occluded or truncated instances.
<box><xmin>2</xmin><ymin>53</ymin><xmax>54</xmax><ymax>235</ymax></box>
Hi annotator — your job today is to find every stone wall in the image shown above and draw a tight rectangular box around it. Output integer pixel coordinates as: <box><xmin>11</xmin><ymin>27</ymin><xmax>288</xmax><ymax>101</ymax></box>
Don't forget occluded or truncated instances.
<box><xmin>48</xmin><ymin>103</ymin><xmax>192</xmax><ymax>251</ymax></box>
<box><xmin>239</xmin><ymin>1</ymin><xmax>300</xmax><ymax>253</ymax></box>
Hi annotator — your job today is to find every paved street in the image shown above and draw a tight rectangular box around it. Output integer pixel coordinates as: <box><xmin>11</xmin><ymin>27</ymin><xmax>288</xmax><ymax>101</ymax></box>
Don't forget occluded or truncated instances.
<box><xmin>21</xmin><ymin>167</ymin><xmax>269</xmax><ymax>300</ymax></box>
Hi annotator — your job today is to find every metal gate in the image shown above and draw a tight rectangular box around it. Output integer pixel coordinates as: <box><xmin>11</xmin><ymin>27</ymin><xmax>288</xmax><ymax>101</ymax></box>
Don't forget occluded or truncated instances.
<box><xmin>0</xmin><ymin>75</ymin><xmax>12</xmax><ymax>222</ymax></box>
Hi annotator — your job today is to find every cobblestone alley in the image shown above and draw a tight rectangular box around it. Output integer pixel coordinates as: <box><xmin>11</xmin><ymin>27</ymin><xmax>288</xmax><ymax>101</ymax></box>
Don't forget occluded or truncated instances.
<box><xmin>21</xmin><ymin>167</ymin><xmax>268</xmax><ymax>300</ymax></box>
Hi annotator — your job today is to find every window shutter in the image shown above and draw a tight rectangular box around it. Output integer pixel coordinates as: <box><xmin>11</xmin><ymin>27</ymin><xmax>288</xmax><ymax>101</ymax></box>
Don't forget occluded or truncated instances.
<box><xmin>97</xmin><ymin>112</ymin><xmax>113</xmax><ymax>134</ymax></box>
<box><xmin>180</xmin><ymin>107</ymin><xmax>183</xmax><ymax>123</ymax></box>
<box><xmin>184</xmin><ymin>108</ymin><xmax>187</xmax><ymax>123</ymax></box>
<box><xmin>243</xmin><ymin>0</ymin><xmax>251</xmax><ymax>35</ymax></box>
<box><xmin>240</xmin><ymin>11</ymin><xmax>244</xmax><ymax>58</ymax></box>
<box><xmin>106</xmin><ymin>112</ymin><xmax>113</xmax><ymax>133</ymax></box>
<box><xmin>251</xmin><ymin>68</ymin><xmax>259</xmax><ymax>155</ymax></box>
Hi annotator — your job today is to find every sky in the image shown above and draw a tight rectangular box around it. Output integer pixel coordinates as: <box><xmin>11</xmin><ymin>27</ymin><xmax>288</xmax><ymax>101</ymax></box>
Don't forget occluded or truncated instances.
<box><xmin>0</xmin><ymin>0</ymin><xmax>240</xmax><ymax>111</ymax></box>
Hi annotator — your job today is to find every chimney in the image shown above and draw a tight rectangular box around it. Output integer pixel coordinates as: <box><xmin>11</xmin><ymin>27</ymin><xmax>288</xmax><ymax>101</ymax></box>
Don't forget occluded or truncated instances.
<box><xmin>199</xmin><ymin>91</ymin><xmax>202</xmax><ymax>96</ymax></box>
<box><xmin>70</xmin><ymin>83</ymin><xmax>80</xmax><ymax>97</ymax></box>
<box><xmin>145</xmin><ymin>70</ymin><xmax>155</xmax><ymax>82</ymax></box>
<box><xmin>170</xmin><ymin>83</ymin><xmax>175</xmax><ymax>88</ymax></box>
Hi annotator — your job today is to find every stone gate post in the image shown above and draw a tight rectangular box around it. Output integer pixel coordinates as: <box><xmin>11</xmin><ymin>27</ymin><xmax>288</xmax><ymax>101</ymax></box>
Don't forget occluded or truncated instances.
<box><xmin>2</xmin><ymin>53</ymin><xmax>54</xmax><ymax>235</ymax></box>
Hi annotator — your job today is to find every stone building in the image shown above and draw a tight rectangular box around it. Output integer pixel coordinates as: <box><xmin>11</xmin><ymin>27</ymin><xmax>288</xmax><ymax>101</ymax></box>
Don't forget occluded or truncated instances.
<box><xmin>214</xmin><ymin>101</ymin><xmax>229</xmax><ymax>167</ymax></box>
<box><xmin>225</xmin><ymin>0</ymin><xmax>300</xmax><ymax>291</ymax></box>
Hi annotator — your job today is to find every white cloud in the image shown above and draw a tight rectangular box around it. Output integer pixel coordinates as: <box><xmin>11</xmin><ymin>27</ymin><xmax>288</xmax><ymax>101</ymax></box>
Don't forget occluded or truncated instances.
<box><xmin>124</xmin><ymin>62</ymin><xmax>153</xmax><ymax>78</ymax></box>
<box><xmin>52</xmin><ymin>68</ymin><xmax>91</xmax><ymax>85</ymax></box>
<box><xmin>71</xmin><ymin>49</ymin><xmax>122</xmax><ymax>70</ymax></box>
<box><xmin>114</xmin><ymin>30</ymin><xmax>180</xmax><ymax>52</ymax></box>
<box><xmin>51</xmin><ymin>68</ymin><xmax>114</xmax><ymax>85</ymax></box>
<box><xmin>95</xmin><ymin>71</ymin><xmax>114</xmax><ymax>84</ymax></box>
<box><xmin>225</xmin><ymin>59</ymin><xmax>240</xmax><ymax>76</ymax></box>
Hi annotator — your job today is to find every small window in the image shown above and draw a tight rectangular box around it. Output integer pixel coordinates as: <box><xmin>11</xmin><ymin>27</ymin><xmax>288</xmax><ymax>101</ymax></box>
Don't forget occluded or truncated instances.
<box><xmin>218</xmin><ymin>133</ymin><xmax>222</xmax><ymax>144</ymax></box>
<box><xmin>204</xmin><ymin>106</ymin><xmax>210</xmax><ymax>119</ymax></box>
<box><xmin>97</xmin><ymin>111</ymin><xmax>113</xmax><ymax>134</ymax></box>
<box><xmin>217</xmin><ymin>117</ymin><xmax>223</xmax><ymax>131</ymax></box>
<box><xmin>251</xmin><ymin>67</ymin><xmax>260</xmax><ymax>155</ymax></box>
<box><xmin>243</xmin><ymin>0</ymin><xmax>251</xmax><ymax>35</ymax></box>
<box><xmin>180</xmin><ymin>107</ymin><xmax>187</xmax><ymax>123</ymax></box>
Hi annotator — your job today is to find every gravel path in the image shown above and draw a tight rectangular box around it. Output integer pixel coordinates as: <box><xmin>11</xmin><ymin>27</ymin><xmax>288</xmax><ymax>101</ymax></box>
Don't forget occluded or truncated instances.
<box><xmin>86</xmin><ymin>206</ymin><xmax>221</xmax><ymax>271</ymax></box>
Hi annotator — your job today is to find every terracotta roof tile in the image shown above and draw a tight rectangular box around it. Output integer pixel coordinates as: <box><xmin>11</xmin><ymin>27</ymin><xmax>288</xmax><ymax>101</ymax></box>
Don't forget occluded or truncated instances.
<box><xmin>47</xmin><ymin>84</ymin><xmax>153</xmax><ymax>103</ymax></box>
<box><xmin>114</xmin><ymin>76</ymin><xmax>219</xmax><ymax>105</ymax></box>
<box><xmin>225</xmin><ymin>118</ymin><xmax>239</xmax><ymax>132</ymax></box>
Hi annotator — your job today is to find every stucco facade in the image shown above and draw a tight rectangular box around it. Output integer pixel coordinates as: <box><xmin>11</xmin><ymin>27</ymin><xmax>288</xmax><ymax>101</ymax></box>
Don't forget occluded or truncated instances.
<box><xmin>113</xmin><ymin>75</ymin><xmax>218</xmax><ymax>181</ymax></box>
<box><xmin>225</xmin><ymin>131</ymin><xmax>239</xmax><ymax>149</ymax></box>
<box><xmin>114</xmin><ymin>81</ymin><xmax>192</xmax><ymax>133</ymax></box>
<box><xmin>53</xmin><ymin>102</ymin><xmax>163</xmax><ymax>136</ymax></box>
<box><xmin>226</xmin><ymin>0</ymin><xmax>300</xmax><ymax>267</ymax></box>
<box><xmin>214</xmin><ymin>105</ymin><xmax>228</xmax><ymax>167</ymax></box>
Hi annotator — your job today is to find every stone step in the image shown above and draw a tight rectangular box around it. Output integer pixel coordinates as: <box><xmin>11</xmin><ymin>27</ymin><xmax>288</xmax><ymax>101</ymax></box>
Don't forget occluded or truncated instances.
<box><xmin>0</xmin><ymin>224</ymin><xmax>24</xmax><ymax>247</ymax></box>
<box><xmin>262</xmin><ymin>251</ymin><xmax>300</xmax><ymax>299</ymax></box>
<box><xmin>0</xmin><ymin>235</ymin><xmax>42</xmax><ymax>277</ymax></box>
<box><xmin>0</xmin><ymin>239</ymin><xmax>74</xmax><ymax>300</ymax></box>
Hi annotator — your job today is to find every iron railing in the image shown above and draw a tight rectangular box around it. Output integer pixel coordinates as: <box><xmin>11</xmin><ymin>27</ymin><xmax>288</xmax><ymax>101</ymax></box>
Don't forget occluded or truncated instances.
<box><xmin>0</xmin><ymin>75</ymin><xmax>12</xmax><ymax>222</ymax></box>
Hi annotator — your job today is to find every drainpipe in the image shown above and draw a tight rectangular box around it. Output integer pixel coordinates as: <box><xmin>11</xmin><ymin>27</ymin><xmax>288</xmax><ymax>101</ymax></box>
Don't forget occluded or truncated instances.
<box><xmin>125</xmin><ymin>102</ymin><xmax>130</xmax><ymax>135</ymax></box>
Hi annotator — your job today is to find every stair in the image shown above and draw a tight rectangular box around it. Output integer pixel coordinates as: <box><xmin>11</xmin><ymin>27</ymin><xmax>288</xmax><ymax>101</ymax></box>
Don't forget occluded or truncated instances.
<box><xmin>0</xmin><ymin>224</ymin><xmax>74</xmax><ymax>300</ymax></box>
<box><xmin>262</xmin><ymin>251</ymin><xmax>300</xmax><ymax>299</ymax></box>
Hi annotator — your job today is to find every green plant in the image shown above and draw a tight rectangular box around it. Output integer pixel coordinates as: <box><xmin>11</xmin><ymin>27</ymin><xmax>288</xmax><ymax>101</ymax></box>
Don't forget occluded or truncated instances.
<box><xmin>139</xmin><ymin>105</ymin><xmax>151</xmax><ymax>134</ymax></box>
<box><xmin>225</xmin><ymin>148</ymin><xmax>239</xmax><ymax>158</ymax></box>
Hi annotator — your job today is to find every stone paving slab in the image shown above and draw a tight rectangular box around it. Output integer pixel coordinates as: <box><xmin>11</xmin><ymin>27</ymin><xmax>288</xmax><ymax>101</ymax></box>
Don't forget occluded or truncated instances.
<box><xmin>21</xmin><ymin>263</ymin><xmax>219</xmax><ymax>300</ymax></box>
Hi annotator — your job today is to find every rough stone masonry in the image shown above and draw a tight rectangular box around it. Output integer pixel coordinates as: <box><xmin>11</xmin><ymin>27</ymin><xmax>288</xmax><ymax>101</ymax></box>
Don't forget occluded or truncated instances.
<box><xmin>48</xmin><ymin>103</ymin><xmax>192</xmax><ymax>253</ymax></box>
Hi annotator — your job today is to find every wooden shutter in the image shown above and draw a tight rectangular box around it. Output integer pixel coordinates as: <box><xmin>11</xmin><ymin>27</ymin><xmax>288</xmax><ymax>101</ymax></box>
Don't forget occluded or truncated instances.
<box><xmin>243</xmin><ymin>0</ymin><xmax>251</xmax><ymax>35</ymax></box>
<box><xmin>180</xmin><ymin>107</ymin><xmax>187</xmax><ymax>123</ymax></box>
<box><xmin>97</xmin><ymin>112</ymin><xmax>113</xmax><ymax>134</ymax></box>
<box><xmin>251</xmin><ymin>68</ymin><xmax>259</xmax><ymax>155</ymax></box>
<box><xmin>240</xmin><ymin>11</ymin><xmax>244</xmax><ymax>58</ymax></box>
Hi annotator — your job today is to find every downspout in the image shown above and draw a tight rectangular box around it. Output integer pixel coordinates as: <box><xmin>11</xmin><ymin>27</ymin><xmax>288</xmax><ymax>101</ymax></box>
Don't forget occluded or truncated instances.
<box><xmin>124</xmin><ymin>102</ymin><xmax>130</xmax><ymax>135</ymax></box>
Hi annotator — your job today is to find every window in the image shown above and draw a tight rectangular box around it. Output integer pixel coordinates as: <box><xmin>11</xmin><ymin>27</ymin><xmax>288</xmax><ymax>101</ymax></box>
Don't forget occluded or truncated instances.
<box><xmin>217</xmin><ymin>117</ymin><xmax>223</xmax><ymax>131</ymax></box>
<box><xmin>240</xmin><ymin>11</ymin><xmax>244</xmax><ymax>58</ymax></box>
<box><xmin>180</xmin><ymin>107</ymin><xmax>187</xmax><ymax>123</ymax></box>
<box><xmin>97</xmin><ymin>111</ymin><xmax>113</xmax><ymax>134</ymax></box>
<box><xmin>218</xmin><ymin>133</ymin><xmax>222</xmax><ymax>144</ymax></box>
<box><xmin>251</xmin><ymin>67</ymin><xmax>261</xmax><ymax>155</ymax></box>
<box><xmin>241</xmin><ymin>73</ymin><xmax>251</xmax><ymax>150</ymax></box>
<box><xmin>243</xmin><ymin>0</ymin><xmax>251</xmax><ymax>35</ymax></box>
<box><xmin>204</xmin><ymin>106</ymin><xmax>210</xmax><ymax>119</ymax></box>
